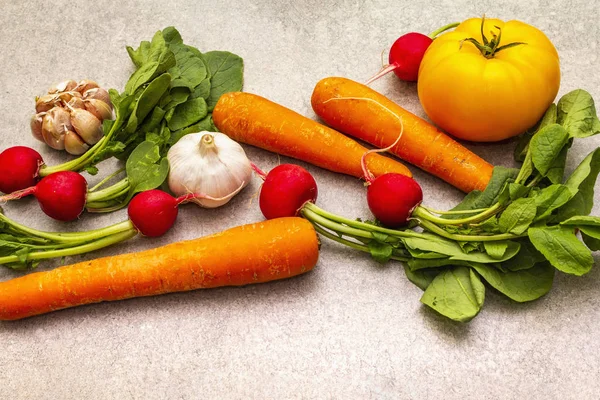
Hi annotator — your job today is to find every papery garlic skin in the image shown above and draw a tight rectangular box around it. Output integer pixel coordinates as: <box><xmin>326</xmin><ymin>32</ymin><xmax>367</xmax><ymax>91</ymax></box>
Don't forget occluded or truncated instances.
<box><xmin>167</xmin><ymin>131</ymin><xmax>253</xmax><ymax>208</ymax></box>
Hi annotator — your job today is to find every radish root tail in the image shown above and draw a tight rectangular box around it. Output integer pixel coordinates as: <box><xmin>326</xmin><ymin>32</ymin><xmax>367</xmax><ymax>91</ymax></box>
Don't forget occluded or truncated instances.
<box><xmin>365</xmin><ymin>64</ymin><xmax>397</xmax><ymax>85</ymax></box>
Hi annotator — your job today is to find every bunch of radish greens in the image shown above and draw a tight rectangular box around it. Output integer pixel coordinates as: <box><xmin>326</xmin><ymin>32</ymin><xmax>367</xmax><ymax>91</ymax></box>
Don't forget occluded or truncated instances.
<box><xmin>0</xmin><ymin>27</ymin><xmax>243</xmax><ymax>268</ymax></box>
<box><xmin>302</xmin><ymin>89</ymin><xmax>600</xmax><ymax>322</ymax></box>
<box><xmin>4</xmin><ymin>26</ymin><xmax>243</xmax><ymax>213</ymax></box>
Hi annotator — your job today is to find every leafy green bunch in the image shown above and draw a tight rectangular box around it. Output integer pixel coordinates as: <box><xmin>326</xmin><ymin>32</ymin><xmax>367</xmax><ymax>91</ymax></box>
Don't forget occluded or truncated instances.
<box><xmin>42</xmin><ymin>26</ymin><xmax>244</xmax><ymax>212</ymax></box>
<box><xmin>302</xmin><ymin>89</ymin><xmax>600</xmax><ymax>322</ymax></box>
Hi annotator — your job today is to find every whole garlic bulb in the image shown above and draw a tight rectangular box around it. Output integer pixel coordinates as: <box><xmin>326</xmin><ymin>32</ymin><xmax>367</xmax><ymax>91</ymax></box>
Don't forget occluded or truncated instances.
<box><xmin>31</xmin><ymin>79</ymin><xmax>113</xmax><ymax>155</ymax></box>
<box><xmin>167</xmin><ymin>131</ymin><xmax>253</xmax><ymax>208</ymax></box>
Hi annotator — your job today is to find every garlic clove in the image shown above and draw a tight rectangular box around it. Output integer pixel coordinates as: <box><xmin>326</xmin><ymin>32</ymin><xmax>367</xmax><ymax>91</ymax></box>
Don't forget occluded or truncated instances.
<box><xmin>75</xmin><ymin>80</ymin><xmax>99</xmax><ymax>95</ymax></box>
<box><xmin>41</xmin><ymin>113</ymin><xmax>66</xmax><ymax>150</ymax></box>
<box><xmin>48</xmin><ymin>80</ymin><xmax>77</xmax><ymax>94</ymax></box>
<box><xmin>30</xmin><ymin>112</ymin><xmax>45</xmax><ymax>142</ymax></box>
<box><xmin>56</xmin><ymin>90</ymin><xmax>82</xmax><ymax>104</ymax></box>
<box><xmin>35</xmin><ymin>94</ymin><xmax>59</xmax><ymax>113</ymax></box>
<box><xmin>82</xmin><ymin>87</ymin><xmax>112</xmax><ymax>108</ymax></box>
<box><xmin>70</xmin><ymin>108</ymin><xmax>103</xmax><ymax>145</ymax></box>
<box><xmin>84</xmin><ymin>99</ymin><xmax>113</xmax><ymax>121</ymax></box>
<box><xmin>64</xmin><ymin>131</ymin><xmax>90</xmax><ymax>155</ymax></box>
<box><xmin>67</xmin><ymin>96</ymin><xmax>85</xmax><ymax>110</ymax></box>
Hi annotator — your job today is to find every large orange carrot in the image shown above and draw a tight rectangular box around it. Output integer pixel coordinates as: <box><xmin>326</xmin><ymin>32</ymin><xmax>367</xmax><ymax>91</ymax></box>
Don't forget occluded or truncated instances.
<box><xmin>213</xmin><ymin>92</ymin><xmax>412</xmax><ymax>179</ymax></box>
<box><xmin>0</xmin><ymin>217</ymin><xmax>319</xmax><ymax>320</ymax></box>
<box><xmin>311</xmin><ymin>77</ymin><xmax>494</xmax><ymax>192</ymax></box>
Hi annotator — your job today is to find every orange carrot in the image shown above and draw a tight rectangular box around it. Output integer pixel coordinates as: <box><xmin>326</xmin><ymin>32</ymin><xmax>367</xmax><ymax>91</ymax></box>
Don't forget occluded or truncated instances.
<box><xmin>0</xmin><ymin>217</ymin><xmax>319</xmax><ymax>320</ymax></box>
<box><xmin>311</xmin><ymin>77</ymin><xmax>494</xmax><ymax>193</ymax></box>
<box><xmin>212</xmin><ymin>92</ymin><xmax>412</xmax><ymax>179</ymax></box>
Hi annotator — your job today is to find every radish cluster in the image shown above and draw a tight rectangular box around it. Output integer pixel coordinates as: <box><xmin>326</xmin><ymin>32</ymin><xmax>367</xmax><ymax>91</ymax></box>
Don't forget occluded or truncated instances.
<box><xmin>256</xmin><ymin>162</ymin><xmax>423</xmax><ymax>228</ymax></box>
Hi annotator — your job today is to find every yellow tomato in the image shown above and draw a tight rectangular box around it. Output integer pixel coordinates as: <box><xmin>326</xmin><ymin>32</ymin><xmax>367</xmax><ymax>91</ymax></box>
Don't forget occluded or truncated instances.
<box><xmin>417</xmin><ymin>17</ymin><xmax>560</xmax><ymax>142</ymax></box>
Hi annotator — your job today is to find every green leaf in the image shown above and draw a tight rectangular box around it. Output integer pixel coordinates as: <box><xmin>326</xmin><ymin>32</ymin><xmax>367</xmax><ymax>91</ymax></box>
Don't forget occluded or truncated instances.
<box><xmin>557</xmin><ymin>148</ymin><xmax>600</xmax><ymax>219</ymax></box>
<box><xmin>498</xmin><ymin>198</ymin><xmax>536</xmax><ymax>235</ymax></box>
<box><xmin>581</xmin><ymin>228</ymin><xmax>600</xmax><ymax>251</ymax></box>
<box><xmin>168</xmin><ymin>115</ymin><xmax>216</xmax><ymax>145</ymax></box>
<box><xmin>125</xmin><ymin>141</ymin><xmax>170</xmax><ymax>202</ymax></box>
<box><xmin>560</xmin><ymin>215</ymin><xmax>600</xmax><ymax>227</ymax></box>
<box><xmin>126</xmin><ymin>40</ymin><xmax>151</xmax><ymax>68</ymax></box>
<box><xmin>532</xmin><ymin>184</ymin><xmax>574</xmax><ymax>222</ymax></box>
<box><xmin>530</xmin><ymin>124</ymin><xmax>569</xmax><ymax>176</ymax></box>
<box><xmin>167</xmin><ymin>97</ymin><xmax>208</xmax><ymax>131</ymax></box>
<box><xmin>471</xmin><ymin>262</ymin><xmax>554</xmax><ymax>302</ymax></box>
<box><xmin>502</xmin><ymin>240</ymin><xmax>546</xmax><ymax>271</ymax></box>
<box><xmin>124</xmin><ymin>31</ymin><xmax>175</xmax><ymax>95</ymax></box>
<box><xmin>528</xmin><ymin>226</ymin><xmax>594</xmax><ymax>276</ymax></box>
<box><xmin>449</xmin><ymin>166</ymin><xmax>519</xmax><ymax>215</ymax></box>
<box><xmin>163</xmin><ymin>31</ymin><xmax>208</xmax><ymax>90</ymax></box>
<box><xmin>139</xmin><ymin>106</ymin><xmax>167</xmax><ymax>134</ymax></box>
<box><xmin>514</xmin><ymin>104</ymin><xmax>557</xmax><ymax>162</ymax></box>
<box><xmin>483</xmin><ymin>241</ymin><xmax>509</xmax><ymax>259</ymax></box>
<box><xmin>508</xmin><ymin>182</ymin><xmax>529</xmax><ymax>201</ymax></box>
<box><xmin>420</xmin><ymin>266</ymin><xmax>485</xmax><ymax>322</ymax></box>
<box><xmin>557</xmin><ymin>89</ymin><xmax>600</xmax><ymax>138</ymax></box>
<box><xmin>560</xmin><ymin>216</ymin><xmax>600</xmax><ymax>251</ymax></box>
<box><xmin>403</xmin><ymin>265</ymin><xmax>439</xmax><ymax>291</ymax></box>
<box><xmin>191</xmin><ymin>78</ymin><xmax>211</xmax><ymax>100</ymax></box>
<box><xmin>403</xmin><ymin>234</ymin><xmax>520</xmax><ymax>264</ymax></box>
<box><xmin>408</xmin><ymin>258</ymin><xmax>470</xmax><ymax>270</ymax></box>
<box><xmin>368</xmin><ymin>240</ymin><xmax>393</xmax><ymax>263</ymax></box>
<box><xmin>203</xmin><ymin>51</ymin><xmax>244</xmax><ymax>111</ymax></box>
<box><xmin>545</xmin><ymin>141</ymin><xmax>571</xmax><ymax>184</ymax></box>
<box><xmin>124</xmin><ymin>73</ymin><xmax>172</xmax><ymax>134</ymax></box>
<box><xmin>160</xmin><ymin>87</ymin><xmax>190</xmax><ymax>111</ymax></box>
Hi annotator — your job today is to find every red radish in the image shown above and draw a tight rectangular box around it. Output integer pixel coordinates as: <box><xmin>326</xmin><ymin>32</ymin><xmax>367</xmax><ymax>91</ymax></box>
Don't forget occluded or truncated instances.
<box><xmin>0</xmin><ymin>171</ymin><xmax>88</xmax><ymax>221</ymax></box>
<box><xmin>366</xmin><ymin>33</ymin><xmax>433</xmax><ymax>84</ymax></box>
<box><xmin>128</xmin><ymin>190</ymin><xmax>179</xmax><ymax>237</ymax></box>
<box><xmin>127</xmin><ymin>188</ymin><xmax>243</xmax><ymax>237</ymax></box>
<box><xmin>0</xmin><ymin>146</ymin><xmax>44</xmax><ymax>194</ymax></box>
<box><xmin>365</xmin><ymin>23</ymin><xmax>458</xmax><ymax>85</ymax></box>
<box><xmin>366</xmin><ymin>173</ymin><xmax>423</xmax><ymax>227</ymax></box>
<box><xmin>257</xmin><ymin>164</ymin><xmax>318</xmax><ymax>220</ymax></box>
<box><xmin>360</xmin><ymin>115</ymin><xmax>423</xmax><ymax>227</ymax></box>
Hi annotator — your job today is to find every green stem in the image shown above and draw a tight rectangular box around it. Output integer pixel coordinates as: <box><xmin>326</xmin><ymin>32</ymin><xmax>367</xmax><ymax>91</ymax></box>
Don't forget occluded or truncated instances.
<box><xmin>0</xmin><ymin>213</ymin><xmax>134</xmax><ymax>243</ymax></box>
<box><xmin>418</xmin><ymin>205</ymin><xmax>489</xmax><ymax>215</ymax></box>
<box><xmin>89</xmin><ymin>167</ymin><xmax>126</xmax><ymax>192</ymax></box>
<box><xmin>0</xmin><ymin>229</ymin><xmax>138</xmax><ymax>266</ymax></box>
<box><xmin>303</xmin><ymin>202</ymin><xmax>423</xmax><ymax>239</ymax></box>
<box><xmin>417</xmin><ymin>218</ymin><xmax>524</xmax><ymax>242</ymax></box>
<box><xmin>412</xmin><ymin>203</ymin><xmax>502</xmax><ymax>226</ymax></box>
<box><xmin>429</xmin><ymin>22</ymin><xmax>460</xmax><ymax>38</ymax></box>
<box><xmin>40</xmin><ymin>136</ymin><xmax>108</xmax><ymax>176</ymax></box>
<box><xmin>86</xmin><ymin>178</ymin><xmax>130</xmax><ymax>203</ymax></box>
<box><xmin>312</xmin><ymin>224</ymin><xmax>410</xmax><ymax>262</ymax></box>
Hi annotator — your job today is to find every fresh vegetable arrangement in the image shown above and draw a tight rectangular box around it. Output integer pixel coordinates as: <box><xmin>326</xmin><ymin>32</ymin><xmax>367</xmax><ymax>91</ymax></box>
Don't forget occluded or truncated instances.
<box><xmin>0</xmin><ymin>16</ymin><xmax>598</xmax><ymax>324</ymax></box>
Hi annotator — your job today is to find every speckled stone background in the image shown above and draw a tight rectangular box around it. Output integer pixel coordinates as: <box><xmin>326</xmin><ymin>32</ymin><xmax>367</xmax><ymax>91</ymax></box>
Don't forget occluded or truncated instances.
<box><xmin>1</xmin><ymin>1</ymin><xmax>599</xmax><ymax>399</ymax></box>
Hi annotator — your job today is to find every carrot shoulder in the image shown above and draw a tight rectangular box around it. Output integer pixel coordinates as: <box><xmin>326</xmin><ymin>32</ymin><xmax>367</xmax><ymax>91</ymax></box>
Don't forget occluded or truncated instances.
<box><xmin>0</xmin><ymin>217</ymin><xmax>319</xmax><ymax>321</ymax></box>
<box><xmin>311</xmin><ymin>77</ymin><xmax>494</xmax><ymax>192</ymax></box>
<box><xmin>213</xmin><ymin>91</ymin><xmax>412</xmax><ymax>179</ymax></box>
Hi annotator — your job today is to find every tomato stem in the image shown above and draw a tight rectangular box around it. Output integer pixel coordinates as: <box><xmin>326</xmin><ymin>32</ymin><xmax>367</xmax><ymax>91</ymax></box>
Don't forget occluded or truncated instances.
<box><xmin>461</xmin><ymin>17</ymin><xmax>526</xmax><ymax>58</ymax></box>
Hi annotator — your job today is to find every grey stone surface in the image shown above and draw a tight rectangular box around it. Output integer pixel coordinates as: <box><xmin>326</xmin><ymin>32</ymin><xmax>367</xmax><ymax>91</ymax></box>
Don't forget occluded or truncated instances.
<box><xmin>0</xmin><ymin>0</ymin><xmax>599</xmax><ymax>399</ymax></box>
